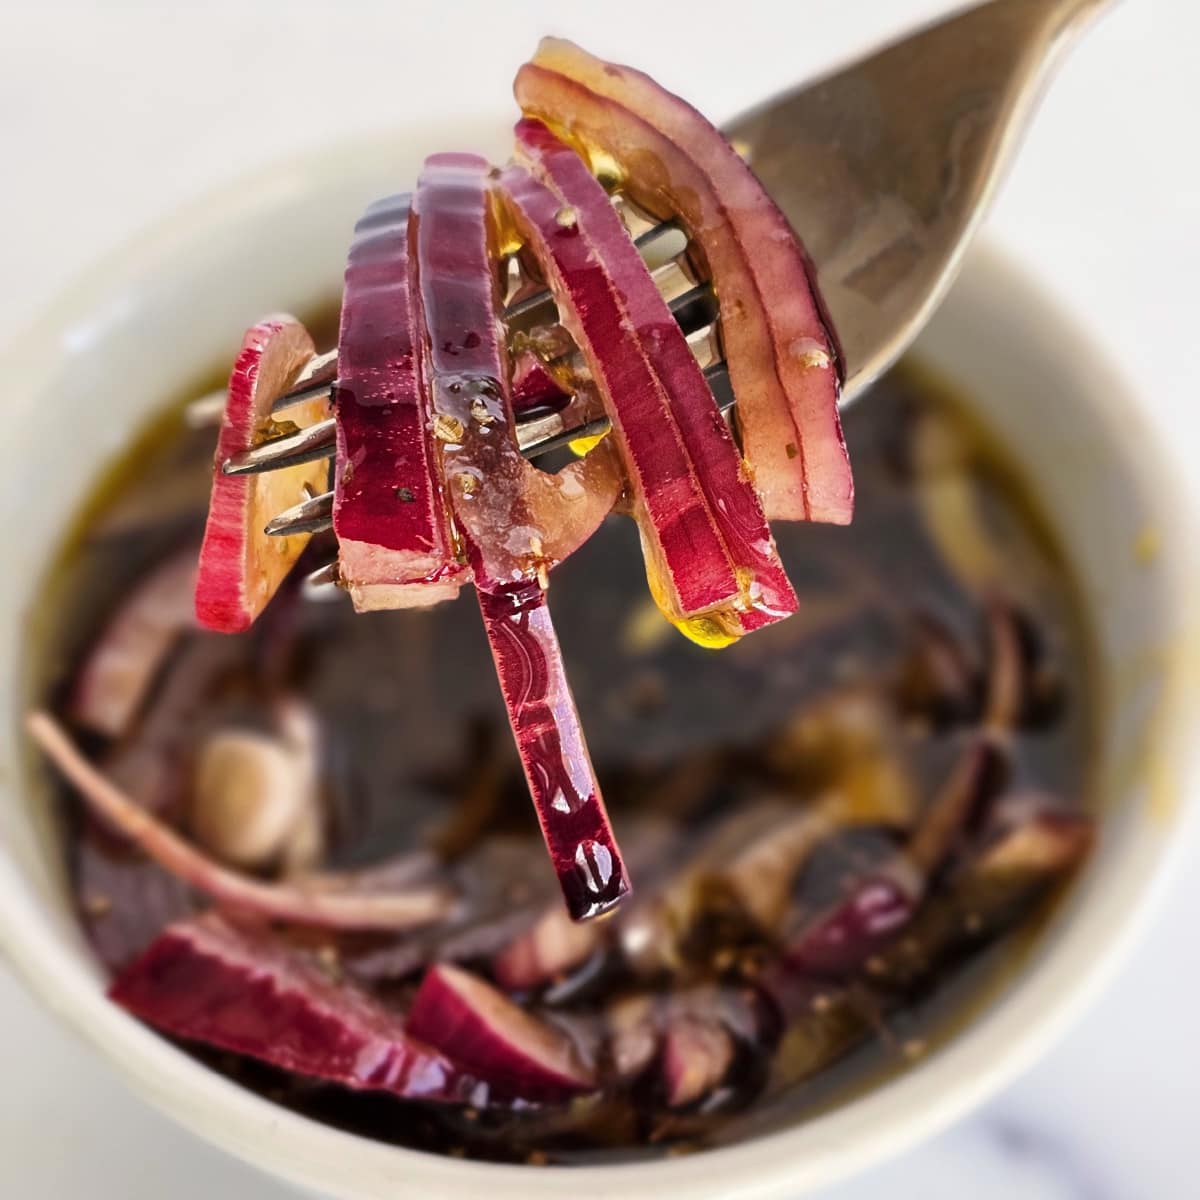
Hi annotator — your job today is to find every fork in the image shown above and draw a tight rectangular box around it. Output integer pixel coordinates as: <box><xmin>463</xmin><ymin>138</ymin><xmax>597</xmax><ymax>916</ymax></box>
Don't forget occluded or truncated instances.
<box><xmin>188</xmin><ymin>0</ymin><xmax>1113</xmax><ymax>580</ymax></box>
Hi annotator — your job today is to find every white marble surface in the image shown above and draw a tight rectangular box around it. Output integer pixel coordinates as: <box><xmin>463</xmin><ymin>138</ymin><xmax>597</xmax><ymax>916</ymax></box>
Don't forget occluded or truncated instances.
<box><xmin>1</xmin><ymin>1</ymin><xmax>1197</xmax><ymax>1196</ymax></box>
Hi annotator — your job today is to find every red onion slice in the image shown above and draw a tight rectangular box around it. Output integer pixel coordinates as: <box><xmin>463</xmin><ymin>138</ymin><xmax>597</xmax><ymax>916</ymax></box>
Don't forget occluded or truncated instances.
<box><xmin>515</xmin><ymin>39</ymin><xmax>853</xmax><ymax>524</ymax></box>
<box><xmin>497</xmin><ymin>162</ymin><xmax>792</xmax><ymax>647</ymax></box>
<box><xmin>513</xmin><ymin>118</ymin><xmax>797</xmax><ymax>642</ymax></box>
<box><xmin>414</xmin><ymin>155</ymin><xmax>628</xmax><ymax>920</ymax></box>
<box><xmin>110</xmin><ymin>913</ymin><xmax>473</xmax><ymax>1101</ymax></box>
<box><xmin>196</xmin><ymin>317</ymin><xmax>328</xmax><ymax>632</ymax></box>
<box><xmin>407</xmin><ymin>962</ymin><xmax>596</xmax><ymax>1100</ymax></box>
<box><xmin>412</xmin><ymin>153</ymin><xmax>620</xmax><ymax>585</ymax></box>
<box><xmin>333</xmin><ymin>195</ymin><xmax>468</xmax><ymax>611</ymax></box>
<box><xmin>479</xmin><ymin>584</ymin><xmax>628</xmax><ymax>920</ymax></box>
<box><xmin>69</xmin><ymin>547</ymin><xmax>198</xmax><ymax>737</ymax></box>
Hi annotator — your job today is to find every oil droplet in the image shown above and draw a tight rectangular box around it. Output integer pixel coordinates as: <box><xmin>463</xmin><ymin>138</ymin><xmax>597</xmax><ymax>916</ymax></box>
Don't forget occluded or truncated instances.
<box><xmin>674</xmin><ymin>614</ymin><xmax>740</xmax><ymax>649</ymax></box>
<box><xmin>469</xmin><ymin>396</ymin><xmax>495</xmax><ymax>426</ymax></box>
<box><xmin>555</xmin><ymin>206</ymin><xmax>578</xmax><ymax>229</ymax></box>
<box><xmin>575</xmin><ymin>839</ymin><xmax>615</xmax><ymax>896</ymax></box>
<box><xmin>433</xmin><ymin>414</ymin><xmax>465</xmax><ymax>443</ymax></box>
<box><xmin>581</xmin><ymin>144</ymin><xmax>625</xmax><ymax>189</ymax></box>
<box><xmin>567</xmin><ymin>428</ymin><xmax>611</xmax><ymax>457</ymax></box>
<box><xmin>788</xmin><ymin>337</ymin><xmax>831</xmax><ymax>370</ymax></box>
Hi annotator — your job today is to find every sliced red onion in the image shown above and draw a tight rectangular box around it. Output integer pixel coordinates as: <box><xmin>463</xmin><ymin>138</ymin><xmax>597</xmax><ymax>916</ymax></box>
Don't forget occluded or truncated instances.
<box><xmin>513</xmin><ymin>118</ymin><xmax>797</xmax><ymax>642</ymax></box>
<box><xmin>493</xmin><ymin>900</ymin><xmax>606</xmax><ymax>991</ymax></box>
<box><xmin>412</xmin><ymin>153</ymin><xmax>620</xmax><ymax>585</ymax></box>
<box><xmin>904</xmin><ymin>736</ymin><xmax>994</xmax><ymax>876</ymax></box>
<box><xmin>498</xmin><ymin>168</ymin><xmax>773</xmax><ymax>647</ymax></box>
<box><xmin>69</xmin><ymin>547</ymin><xmax>198</xmax><ymax>738</ymax></box>
<box><xmin>406</xmin><ymin>963</ymin><xmax>596</xmax><ymax>1100</ymax></box>
<box><xmin>607</xmin><ymin>994</ymin><xmax>659</xmax><ymax>1081</ymax></box>
<box><xmin>983</xmin><ymin>600</ymin><xmax>1025</xmax><ymax>736</ymax></box>
<box><xmin>661</xmin><ymin>1015</ymin><xmax>736</xmax><ymax>1108</ymax></box>
<box><xmin>479</xmin><ymin>584</ymin><xmax>628</xmax><ymax>920</ymax></box>
<box><xmin>414</xmin><ymin>155</ymin><xmax>628</xmax><ymax>920</ymax></box>
<box><xmin>27</xmin><ymin>711</ymin><xmax>454</xmax><ymax>932</ymax></box>
<box><xmin>333</xmin><ymin>195</ymin><xmax>468</xmax><ymax>612</ymax></box>
<box><xmin>511</xmin><ymin>349</ymin><xmax>572</xmax><ymax>413</ymax></box>
<box><xmin>722</xmin><ymin>805</ymin><xmax>838</xmax><ymax>932</ymax></box>
<box><xmin>787</xmin><ymin>736</ymin><xmax>992</xmax><ymax>975</ymax></box>
<box><xmin>785</xmin><ymin>870</ymin><xmax>920</xmax><ymax>976</ymax></box>
<box><xmin>195</xmin><ymin>317</ymin><xmax>328</xmax><ymax>632</ymax></box>
<box><xmin>110</xmin><ymin>913</ymin><xmax>473</xmax><ymax>1101</ymax></box>
<box><xmin>515</xmin><ymin>39</ymin><xmax>853</xmax><ymax>525</ymax></box>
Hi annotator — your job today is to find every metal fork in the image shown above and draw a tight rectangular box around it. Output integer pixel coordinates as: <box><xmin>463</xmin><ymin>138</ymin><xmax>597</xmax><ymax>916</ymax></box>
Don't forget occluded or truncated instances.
<box><xmin>190</xmin><ymin>0</ymin><xmax>1112</xmax><ymax>556</ymax></box>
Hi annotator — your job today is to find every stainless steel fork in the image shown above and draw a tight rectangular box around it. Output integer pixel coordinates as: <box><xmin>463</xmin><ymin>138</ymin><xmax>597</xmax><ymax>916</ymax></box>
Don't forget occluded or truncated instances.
<box><xmin>191</xmin><ymin>0</ymin><xmax>1113</xmax><ymax>548</ymax></box>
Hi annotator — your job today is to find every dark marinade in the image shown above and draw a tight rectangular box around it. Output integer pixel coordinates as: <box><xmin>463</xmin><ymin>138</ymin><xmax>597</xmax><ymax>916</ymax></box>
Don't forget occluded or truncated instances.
<box><xmin>31</xmin><ymin>330</ymin><xmax>1096</xmax><ymax>1165</ymax></box>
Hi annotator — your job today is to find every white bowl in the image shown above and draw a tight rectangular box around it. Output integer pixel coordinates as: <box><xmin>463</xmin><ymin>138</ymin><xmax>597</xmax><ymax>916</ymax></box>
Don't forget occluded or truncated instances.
<box><xmin>1</xmin><ymin>126</ymin><xmax>1196</xmax><ymax>1200</ymax></box>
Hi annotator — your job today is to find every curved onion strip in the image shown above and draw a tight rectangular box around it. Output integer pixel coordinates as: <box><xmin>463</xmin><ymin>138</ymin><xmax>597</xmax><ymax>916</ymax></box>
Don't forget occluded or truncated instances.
<box><xmin>195</xmin><ymin>316</ymin><xmax>327</xmax><ymax>632</ymax></box>
<box><xmin>333</xmin><ymin>194</ymin><xmax>467</xmax><ymax>612</ymax></box>
<box><xmin>513</xmin><ymin>118</ymin><xmax>797</xmax><ymax>640</ymax></box>
<box><xmin>69</xmin><ymin>547</ymin><xmax>198</xmax><ymax>738</ymax></box>
<box><xmin>515</xmin><ymin>39</ymin><xmax>852</xmax><ymax>524</ymax></box>
<box><xmin>27</xmin><ymin>712</ymin><xmax>454</xmax><ymax>932</ymax></box>
<box><xmin>414</xmin><ymin>154</ymin><xmax>628</xmax><ymax>920</ymax></box>
<box><xmin>413</xmin><ymin>152</ymin><xmax>621</xmax><ymax>584</ymax></box>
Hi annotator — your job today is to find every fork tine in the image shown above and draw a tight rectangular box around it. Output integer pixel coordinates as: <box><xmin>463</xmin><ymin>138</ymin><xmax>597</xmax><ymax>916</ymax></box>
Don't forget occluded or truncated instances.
<box><xmin>223</xmin><ymin>416</ymin><xmax>336</xmax><ymax>477</ymax></box>
<box><xmin>275</xmin><ymin>348</ymin><xmax>338</xmax><ymax>409</ymax></box>
<box><xmin>263</xmin><ymin>489</ymin><xmax>334</xmax><ymax>537</ymax></box>
<box><xmin>252</xmin><ymin>316</ymin><xmax>729</xmax><ymax>491</ymax></box>
<box><xmin>186</xmin><ymin>215</ymin><xmax>693</xmax><ymax>429</ymax></box>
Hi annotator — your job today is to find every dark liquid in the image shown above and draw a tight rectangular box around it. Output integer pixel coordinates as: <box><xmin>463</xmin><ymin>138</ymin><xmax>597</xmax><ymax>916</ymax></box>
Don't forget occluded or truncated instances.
<box><xmin>32</xmin><ymin>348</ymin><xmax>1095</xmax><ymax>1164</ymax></box>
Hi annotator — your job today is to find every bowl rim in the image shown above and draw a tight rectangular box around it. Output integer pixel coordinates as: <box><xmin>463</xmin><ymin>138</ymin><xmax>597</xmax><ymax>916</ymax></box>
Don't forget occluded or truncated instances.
<box><xmin>0</xmin><ymin>130</ymin><xmax>1197</xmax><ymax>1200</ymax></box>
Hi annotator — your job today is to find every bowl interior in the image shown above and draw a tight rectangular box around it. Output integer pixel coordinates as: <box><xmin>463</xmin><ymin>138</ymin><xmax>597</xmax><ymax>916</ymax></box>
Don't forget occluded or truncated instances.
<box><xmin>0</xmin><ymin>127</ymin><xmax>1194</xmax><ymax>1200</ymax></box>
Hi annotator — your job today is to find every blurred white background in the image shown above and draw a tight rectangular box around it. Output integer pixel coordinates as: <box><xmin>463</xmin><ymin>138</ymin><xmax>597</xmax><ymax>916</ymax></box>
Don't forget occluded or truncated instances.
<box><xmin>1</xmin><ymin>1</ymin><xmax>1197</xmax><ymax>1196</ymax></box>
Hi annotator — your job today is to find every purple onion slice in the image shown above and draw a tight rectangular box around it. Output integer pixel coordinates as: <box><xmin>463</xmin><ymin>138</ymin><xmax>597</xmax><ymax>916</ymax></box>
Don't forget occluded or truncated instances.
<box><xmin>515</xmin><ymin>38</ymin><xmax>853</xmax><ymax>524</ymax></box>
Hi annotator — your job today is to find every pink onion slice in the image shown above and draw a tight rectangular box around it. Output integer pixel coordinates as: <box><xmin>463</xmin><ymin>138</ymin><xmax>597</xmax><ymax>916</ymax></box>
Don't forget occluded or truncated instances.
<box><xmin>414</xmin><ymin>154</ymin><xmax>628</xmax><ymax>920</ymax></box>
<box><xmin>70</xmin><ymin>547</ymin><xmax>198</xmax><ymax>737</ymax></box>
<box><xmin>479</xmin><ymin>584</ymin><xmax>628</xmax><ymax>919</ymax></box>
<box><xmin>195</xmin><ymin>316</ymin><xmax>328</xmax><ymax>632</ymax></box>
<box><xmin>515</xmin><ymin>38</ymin><xmax>853</xmax><ymax>524</ymax></box>
<box><xmin>661</xmin><ymin>1015</ymin><xmax>736</xmax><ymax>1108</ymax></box>
<box><xmin>27</xmin><ymin>711</ymin><xmax>455</xmax><ymax>932</ymax></box>
<box><xmin>406</xmin><ymin>962</ymin><xmax>596</xmax><ymax>1100</ymax></box>
<box><xmin>412</xmin><ymin>153</ymin><xmax>620</xmax><ymax>583</ymax></box>
<box><xmin>785</xmin><ymin>736</ymin><xmax>993</xmax><ymax>974</ymax></box>
<box><xmin>493</xmin><ymin>894</ymin><xmax>606</xmax><ymax>990</ymax></box>
<box><xmin>513</xmin><ymin>118</ymin><xmax>797</xmax><ymax>641</ymax></box>
<box><xmin>333</xmin><ymin>194</ymin><xmax>468</xmax><ymax>612</ymax></box>
<box><xmin>110</xmin><ymin>913</ymin><xmax>473</xmax><ymax>1100</ymax></box>
<box><xmin>497</xmin><ymin>162</ymin><xmax>791</xmax><ymax>646</ymax></box>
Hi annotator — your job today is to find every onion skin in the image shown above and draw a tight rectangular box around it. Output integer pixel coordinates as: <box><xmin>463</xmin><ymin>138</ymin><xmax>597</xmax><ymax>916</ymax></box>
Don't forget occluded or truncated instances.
<box><xmin>196</xmin><ymin>317</ymin><xmax>328</xmax><ymax>632</ymax></box>
<box><xmin>515</xmin><ymin>38</ymin><xmax>853</xmax><ymax>525</ymax></box>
